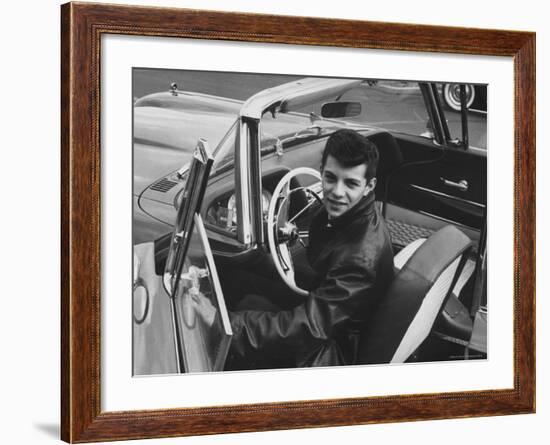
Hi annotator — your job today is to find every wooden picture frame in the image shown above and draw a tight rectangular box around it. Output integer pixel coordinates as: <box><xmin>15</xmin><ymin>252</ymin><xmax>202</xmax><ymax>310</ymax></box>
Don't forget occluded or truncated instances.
<box><xmin>61</xmin><ymin>2</ymin><xmax>535</xmax><ymax>442</ymax></box>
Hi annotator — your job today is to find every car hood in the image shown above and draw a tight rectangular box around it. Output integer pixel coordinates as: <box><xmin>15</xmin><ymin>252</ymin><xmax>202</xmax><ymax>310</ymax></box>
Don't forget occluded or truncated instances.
<box><xmin>133</xmin><ymin>92</ymin><xmax>242</xmax><ymax>195</ymax></box>
<box><xmin>134</xmin><ymin>87</ymin><xmax>374</xmax><ymax>231</ymax></box>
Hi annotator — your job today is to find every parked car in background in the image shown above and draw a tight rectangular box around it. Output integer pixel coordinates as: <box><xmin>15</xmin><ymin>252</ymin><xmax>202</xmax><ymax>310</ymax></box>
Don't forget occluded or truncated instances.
<box><xmin>441</xmin><ymin>83</ymin><xmax>487</xmax><ymax>113</ymax></box>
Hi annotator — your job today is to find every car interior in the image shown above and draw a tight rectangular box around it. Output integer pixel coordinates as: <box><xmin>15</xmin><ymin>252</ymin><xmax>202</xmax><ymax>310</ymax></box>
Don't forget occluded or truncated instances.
<box><xmin>138</xmin><ymin>93</ymin><xmax>487</xmax><ymax>372</ymax></box>
<box><xmin>150</xmin><ymin>126</ymin><xmax>484</xmax><ymax>363</ymax></box>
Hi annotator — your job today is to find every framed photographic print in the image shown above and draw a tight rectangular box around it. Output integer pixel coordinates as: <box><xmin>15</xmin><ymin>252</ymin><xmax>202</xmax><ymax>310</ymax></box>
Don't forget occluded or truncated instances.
<box><xmin>61</xmin><ymin>2</ymin><xmax>535</xmax><ymax>442</ymax></box>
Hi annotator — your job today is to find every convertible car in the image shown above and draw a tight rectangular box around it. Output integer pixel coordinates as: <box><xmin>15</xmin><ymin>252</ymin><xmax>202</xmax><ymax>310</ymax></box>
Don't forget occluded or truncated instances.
<box><xmin>132</xmin><ymin>76</ymin><xmax>487</xmax><ymax>375</ymax></box>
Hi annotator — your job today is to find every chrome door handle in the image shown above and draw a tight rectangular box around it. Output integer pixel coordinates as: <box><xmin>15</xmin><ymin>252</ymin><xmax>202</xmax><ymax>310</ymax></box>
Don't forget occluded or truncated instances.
<box><xmin>441</xmin><ymin>178</ymin><xmax>469</xmax><ymax>192</ymax></box>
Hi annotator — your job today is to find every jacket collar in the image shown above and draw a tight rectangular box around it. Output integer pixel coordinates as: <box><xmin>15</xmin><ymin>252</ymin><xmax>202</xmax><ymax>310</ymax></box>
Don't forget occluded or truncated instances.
<box><xmin>325</xmin><ymin>193</ymin><xmax>375</xmax><ymax>229</ymax></box>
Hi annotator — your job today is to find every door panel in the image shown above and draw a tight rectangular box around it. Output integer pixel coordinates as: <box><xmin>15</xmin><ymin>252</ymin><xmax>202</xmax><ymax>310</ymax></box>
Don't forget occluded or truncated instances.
<box><xmin>134</xmin><ymin>140</ymin><xmax>232</xmax><ymax>375</ymax></box>
<box><xmin>133</xmin><ymin>242</ymin><xmax>179</xmax><ymax>376</ymax></box>
<box><xmin>387</xmin><ymin>134</ymin><xmax>486</xmax><ymax>238</ymax></box>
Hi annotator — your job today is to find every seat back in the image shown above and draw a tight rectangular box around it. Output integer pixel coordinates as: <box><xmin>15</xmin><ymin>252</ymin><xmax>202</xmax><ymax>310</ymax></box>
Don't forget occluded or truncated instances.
<box><xmin>357</xmin><ymin>225</ymin><xmax>472</xmax><ymax>364</ymax></box>
<box><xmin>367</xmin><ymin>131</ymin><xmax>403</xmax><ymax>203</ymax></box>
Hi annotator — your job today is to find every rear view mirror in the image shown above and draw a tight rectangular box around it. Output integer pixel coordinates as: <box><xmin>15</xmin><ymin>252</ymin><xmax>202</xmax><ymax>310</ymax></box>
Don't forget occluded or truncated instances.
<box><xmin>321</xmin><ymin>101</ymin><xmax>362</xmax><ymax>118</ymax></box>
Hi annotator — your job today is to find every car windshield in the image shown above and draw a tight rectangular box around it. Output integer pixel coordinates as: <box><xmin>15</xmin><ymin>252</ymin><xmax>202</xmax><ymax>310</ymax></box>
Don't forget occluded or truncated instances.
<box><xmin>257</xmin><ymin>81</ymin><xmax>432</xmax><ymax>152</ymax></box>
<box><xmin>211</xmin><ymin>79</ymin><xmax>487</xmax><ymax>176</ymax></box>
<box><xmin>259</xmin><ymin>80</ymin><xmax>486</xmax><ymax>150</ymax></box>
<box><xmin>211</xmin><ymin>81</ymin><xmax>433</xmax><ymax>176</ymax></box>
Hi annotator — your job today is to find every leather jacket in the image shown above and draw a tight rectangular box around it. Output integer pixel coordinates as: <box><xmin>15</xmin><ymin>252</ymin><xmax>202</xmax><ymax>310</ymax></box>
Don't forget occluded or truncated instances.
<box><xmin>229</xmin><ymin>193</ymin><xmax>394</xmax><ymax>368</ymax></box>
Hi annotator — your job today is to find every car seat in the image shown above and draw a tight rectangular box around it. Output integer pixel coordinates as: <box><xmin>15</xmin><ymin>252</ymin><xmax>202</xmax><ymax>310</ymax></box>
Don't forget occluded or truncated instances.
<box><xmin>357</xmin><ymin>225</ymin><xmax>473</xmax><ymax>364</ymax></box>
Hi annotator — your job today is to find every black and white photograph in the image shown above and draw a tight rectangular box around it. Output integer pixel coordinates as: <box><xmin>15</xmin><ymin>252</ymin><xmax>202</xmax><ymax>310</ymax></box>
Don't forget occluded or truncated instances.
<box><xmin>3</xmin><ymin>0</ymin><xmax>546</xmax><ymax>443</ymax></box>
<box><xmin>132</xmin><ymin>70</ymin><xmax>488</xmax><ymax>375</ymax></box>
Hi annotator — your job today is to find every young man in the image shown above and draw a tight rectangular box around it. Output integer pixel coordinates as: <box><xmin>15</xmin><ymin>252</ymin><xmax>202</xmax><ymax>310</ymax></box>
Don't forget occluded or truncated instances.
<box><xmin>197</xmin><ymin>129</ymin><xmax>394</xmax><ymax>368</ymax></box>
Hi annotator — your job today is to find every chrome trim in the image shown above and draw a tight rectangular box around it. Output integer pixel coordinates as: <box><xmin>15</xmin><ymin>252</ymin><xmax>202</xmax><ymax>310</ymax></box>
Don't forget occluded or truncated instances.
<box><xmin>132</xmin><ymin>278</ymin><xmax>150</xmax><ymax>325</ymax></box>
<box><xmin>275</xmin><ymin>139</ymin><xmax>283</xmax><ymax>157</ymax></box>
<box><xmin>441</xmin><ymin>178</ymin><xmax>469</xmax><ymax>192</ymax></box>
<box><xmin>240</xmin><ymin>78</ymin><xmax>361</xmax><ymax>120</ymax></box>
<box><xmin>211</xmin><ymin>245</ymin><xmax>257</xmax><ymax>259</ymax></box>
<box><xmin>433</xmin><ymin>331</ymin><xmax>469</xmax><ymax>347</ymax></box>
<box><xmin>195</xmin><ymin>213</ymin><xmax>233</xmax><ymax>335</ymax></box>
<box><xmin>248</xmin><ymin>120</ymin><xmax>264</xmax><ymax>245</ymax></box>
<box><xmin>168</xmin><ymin>296</ymin><xmax>182</xmax><ymax>373</ymax></box>
<box><xmin>467</xmin><ymin>145</ymin><xmax>487</xmax><ymax>156</ymax></box>
<box><xmin>236</xmin><ymin>120</ymin><xmax>253</xmax><ymax>246</ymax></box>
<box><xmin>419</xmin><ymin>83</ymin><xmax>445</xmax><ymax>146</ymax></box>
<box><xmin>410</xmin><ymin>184</ymin><xmax>486</xmax><ymax>209</ymax></box>
<box><xmin>195</xmin><ymin>213</ymin><xmax>233</xmax><ymax>371</ymax></box>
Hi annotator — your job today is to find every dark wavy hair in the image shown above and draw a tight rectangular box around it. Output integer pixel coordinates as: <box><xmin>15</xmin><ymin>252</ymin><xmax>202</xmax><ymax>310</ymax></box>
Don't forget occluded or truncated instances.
<box><xmin>321</xmin><ymin>129</ymin><xmax>379</xmax><ymax>181</ymax></box>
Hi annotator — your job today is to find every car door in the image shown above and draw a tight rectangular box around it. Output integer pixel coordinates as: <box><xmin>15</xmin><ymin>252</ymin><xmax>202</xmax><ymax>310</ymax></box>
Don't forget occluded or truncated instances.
<box><xmin>376</xmin><ymin>82</ymin><xmax>487</xmax><ymax>349</ymax></box>
<box><xmin>381</xmin><ymin>82</ymin><xmax>487</xmax><ymax>250</ymax></box>
<box><xmin>133</xmin><ymin>139</ymin><xmax>232</xmax><ymax>375</ymax></box>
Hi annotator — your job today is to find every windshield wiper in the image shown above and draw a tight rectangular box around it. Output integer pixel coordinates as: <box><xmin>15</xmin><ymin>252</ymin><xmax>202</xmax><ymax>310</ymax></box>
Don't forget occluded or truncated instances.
<box><xmin>260</xmin><ymin>124</ymin><xmax>343</xmax><ymax>158</ymax></box>
<box><xmin>283</xmin><ymin>124</ymin><xmax>340</xmax><ymax>145</ymax></box>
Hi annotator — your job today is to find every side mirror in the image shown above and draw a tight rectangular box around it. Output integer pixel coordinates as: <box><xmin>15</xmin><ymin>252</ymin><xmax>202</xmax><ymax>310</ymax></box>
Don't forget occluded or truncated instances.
<box><xmin>321</xmin><ymin>101</ymin><xmax>362</xmax><ymax>118</ymax></box>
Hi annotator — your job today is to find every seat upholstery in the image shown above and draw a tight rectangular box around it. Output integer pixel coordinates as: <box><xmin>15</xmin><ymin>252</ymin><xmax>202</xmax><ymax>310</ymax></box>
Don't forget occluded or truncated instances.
<box><xmin>357</xmin><ymin>225</ymin><xmax>472</xmax><ymax>364</ymax></box>
<box><xmin>367</xmin><ymin>131</ymin><xmax>403</xmax><ymax>203</ymax></box>
<box><xmin>393</xmin><ymin>238</ymin><xmax>426</xmax><ymax>270</ymax></box>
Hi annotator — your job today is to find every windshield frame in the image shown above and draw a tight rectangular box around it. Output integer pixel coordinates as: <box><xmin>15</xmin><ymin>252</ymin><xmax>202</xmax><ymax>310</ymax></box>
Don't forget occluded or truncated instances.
<box><xmin>211</xmin><ymin>119</ymin><xmax>239</xmax><ymax>175</ymax></box>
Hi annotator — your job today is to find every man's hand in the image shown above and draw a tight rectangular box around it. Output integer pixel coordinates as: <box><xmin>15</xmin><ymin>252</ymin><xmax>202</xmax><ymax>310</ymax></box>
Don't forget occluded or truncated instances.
<box><xmin>191</xmin><ymin>290</ymin><xmax>217</xmax><ymax>328</ymax></box>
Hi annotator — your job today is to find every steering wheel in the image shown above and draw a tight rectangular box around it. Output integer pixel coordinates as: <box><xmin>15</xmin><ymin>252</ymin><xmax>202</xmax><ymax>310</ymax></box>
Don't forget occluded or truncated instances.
<box><xmin>267</xmin><ymin>167</ymin><xmax>323</xmax><ymax>296</ymax></box>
